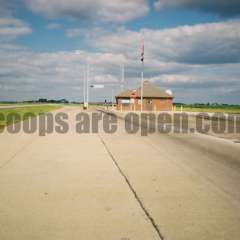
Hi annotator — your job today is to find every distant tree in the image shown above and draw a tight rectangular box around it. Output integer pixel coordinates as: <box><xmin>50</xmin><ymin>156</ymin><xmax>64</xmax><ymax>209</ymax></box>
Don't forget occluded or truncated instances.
<box><xmin>38</xmin><ymin>98</ymin><xmax>48</xmax><ymax>103</ymax></box>
<box><xmin>59</xmin><ymin>99</ymin><xmax>69</xmax><ymax>104</ymax></box>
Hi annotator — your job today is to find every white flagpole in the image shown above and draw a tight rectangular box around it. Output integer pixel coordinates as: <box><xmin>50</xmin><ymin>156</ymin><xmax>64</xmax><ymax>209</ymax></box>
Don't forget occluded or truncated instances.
<box><xmin>86</xmin><ymin>63</ymin><xmax>89</xmax><ymax>109</ymax></box>
<box><xmin>121</xmin><ymin>63</ymin><xmax>125</xmax><ymax>92</ymax></box>
<box><xmin>111</xmin><ymin>88</ymin><xmax>114</xmax><ymax>110</ymax></box>
<box><xmin>141</xmin><ymin>64</ymin><xmax>144</xmax><ymax>112</ymax></box>
<box><xmin>83</xmin><ymin>67</ymin><xmax>86</xmax><ymax>105</ymax></box>
<box><xmin>141</xmin><ymin>35</ymin><xmax>144</xmax><ymax>112</ymax></box>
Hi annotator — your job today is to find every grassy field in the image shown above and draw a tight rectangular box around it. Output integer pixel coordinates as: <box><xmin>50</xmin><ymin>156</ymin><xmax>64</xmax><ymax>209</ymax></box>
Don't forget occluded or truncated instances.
<box><xmin>0</xmin><ymin>104</ymin><xmax>62</xmax><ymax>128</ymax></box>
<box><xmin>0</xmin><ymin>103</ymin><xmax>19</xmax><ymax>106</ymax></box>
<box><xmin>174</xmin><ymin>105</ymin><xmax>240</xmax><ymax>114</ymax></box>
<box><xmin>0</xmin><ymin>103</ymin><xmax>42</xmax><ymax>106</ymax></box>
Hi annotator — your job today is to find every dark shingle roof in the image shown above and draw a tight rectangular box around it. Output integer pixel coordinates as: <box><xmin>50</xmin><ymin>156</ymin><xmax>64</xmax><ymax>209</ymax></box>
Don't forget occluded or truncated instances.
<box><xmin>116</xmin><ymin>81</ymin><xmax>173</xmax><ymax>99</ymax></box>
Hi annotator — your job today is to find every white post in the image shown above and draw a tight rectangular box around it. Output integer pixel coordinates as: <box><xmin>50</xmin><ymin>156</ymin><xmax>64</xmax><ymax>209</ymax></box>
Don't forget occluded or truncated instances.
<box><xmin>141</xmin><ymin>64</ymin><xmax>144</xmax><ymax>112</ymax></box>
<box><xmin>121</xmin><ymin>64</ymin><xmax>125</xmax><ymax>92</ymax></box>
<box><xmin>111</xmin><ymin>88</ymin><xmax>114</xmax><ymax>110</ymax></box>
<box><xmin>83</xmin><ymin>67</ymin><xmax>86</xmax><ymax>106</ymax></box>
<box><xmin>86</xmin><ymin>63</ymin><xmax>89</xmax><ymax>109</ymax></box>
<box><xmin>140</xmin><ymin>34</ymin><xmax>144</xmax><ymax>113</ymax></box>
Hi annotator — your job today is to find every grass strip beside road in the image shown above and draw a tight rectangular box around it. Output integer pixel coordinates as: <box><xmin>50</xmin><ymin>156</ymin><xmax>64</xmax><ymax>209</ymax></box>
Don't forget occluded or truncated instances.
<box><xmin>175</xmin><ymin>106</ymin><xmax>240</xmax><ymax>114</ymax></box>
<box><xmin>0</xmin><ymin>105</ymin><xmax>62</xmax><ymax>128</ymax></box>
<box><xmin>0</xmin><ymin>103</ymin><xmax>20</xmax><ymax>106</ymax></box>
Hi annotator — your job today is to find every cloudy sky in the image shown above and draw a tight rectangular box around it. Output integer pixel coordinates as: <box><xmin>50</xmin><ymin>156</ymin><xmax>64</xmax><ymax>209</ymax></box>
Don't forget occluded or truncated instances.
<box><xmin>0</xmin><ymin>0</ymin><xmax>240</xmax><ymax>103</ymax></box>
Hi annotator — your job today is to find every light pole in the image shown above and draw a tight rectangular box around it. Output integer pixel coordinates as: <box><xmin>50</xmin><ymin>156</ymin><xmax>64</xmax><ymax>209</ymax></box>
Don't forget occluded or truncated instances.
<box><xmin>75</xmin><ymin>50</ymin><xmax>87</xmax><ymax>109</ymax></box>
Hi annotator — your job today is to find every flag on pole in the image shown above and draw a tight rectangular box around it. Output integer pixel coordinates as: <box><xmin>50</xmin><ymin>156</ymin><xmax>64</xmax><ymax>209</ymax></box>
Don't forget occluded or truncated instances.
<box><xmin>90</xmin><ymin>84</ymin><xmax>104</xmax><ymax>89</ymax></box>
<box><xmin>141</xmin><ymin>38</ymin><xmax>144</xmax><ymax>63</ymax></box>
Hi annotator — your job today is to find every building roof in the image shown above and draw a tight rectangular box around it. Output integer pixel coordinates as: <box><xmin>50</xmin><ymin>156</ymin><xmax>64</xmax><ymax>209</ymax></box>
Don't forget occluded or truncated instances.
<box><xmin>116</xmin><ymin>81</ymin><xmax>173</xmax><ymax>99</ymax></box>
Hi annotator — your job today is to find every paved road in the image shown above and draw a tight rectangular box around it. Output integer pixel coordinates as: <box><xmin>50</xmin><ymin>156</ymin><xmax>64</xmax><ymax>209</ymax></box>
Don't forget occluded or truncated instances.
<box><xmin>0</xmin><ymin>107</ymin><xmax>240</xmax><ymax>240</ymax></box>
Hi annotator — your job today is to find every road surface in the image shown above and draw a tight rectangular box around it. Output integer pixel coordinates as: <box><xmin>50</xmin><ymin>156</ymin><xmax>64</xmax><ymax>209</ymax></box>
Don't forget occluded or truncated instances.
<box><xmin>0</xmin><ymin>107</ymin><xmax>240</xmax><ymax>240</ymax></box>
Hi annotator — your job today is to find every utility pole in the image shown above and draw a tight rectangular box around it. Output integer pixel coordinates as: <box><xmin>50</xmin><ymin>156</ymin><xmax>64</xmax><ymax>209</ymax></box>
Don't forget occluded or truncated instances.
<box><xmin>121</xmin><ymin>63</ymin><xmax>125</xmax><ymax>92</ymax></box>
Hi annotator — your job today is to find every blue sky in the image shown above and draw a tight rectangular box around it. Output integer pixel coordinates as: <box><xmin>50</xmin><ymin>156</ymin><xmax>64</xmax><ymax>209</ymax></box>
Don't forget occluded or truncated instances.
<box><xmin>0</xmin><ymin>0</ymin><xmax>240</xmax><ymax>103</ymax></box>
<box><xmin>17</xmin><ymin>3</ymin><xmax>221</xmax><ymax>52</ymax></box>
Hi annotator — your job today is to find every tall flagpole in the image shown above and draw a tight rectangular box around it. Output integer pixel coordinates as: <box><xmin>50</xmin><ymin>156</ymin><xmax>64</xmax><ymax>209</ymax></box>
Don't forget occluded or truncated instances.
<box><xmin>141</xmin><ymin>35</ymin><xmax>144</xmax><ymax>112</ymax></box>
<box><xmin>86</xmin><ymin>63</ymin><xmax>89</xmax><ymax>109</ymax></box>
<box><xmin>121</xmin><ymin>63</ymin><xmax>125</xmax><ymax>92</ymax></box>
<box><xmin>111</xmin><ymin>88</ymin><xmax>114</xmax><ymax>110</ymax></box>
<box><xmin>141</xmin><ymin>63</ymin><xmax>144</xmax><ymax>112</ymax></box>
<box><xmin>83</xmin><ymin>66</ymin><xmax>86</xmax><ymax>105</ymax></box>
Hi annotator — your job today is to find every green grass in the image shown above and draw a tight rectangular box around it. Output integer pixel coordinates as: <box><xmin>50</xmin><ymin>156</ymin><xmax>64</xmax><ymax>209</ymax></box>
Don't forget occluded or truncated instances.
<box><xmin>0</xmin><ymin>103</ymin><xmax>18</xmax><ymax>106</ymax></box>
<box><xmin>0</xmin><ymin>103</ymin><xmax>39</xmax><ymax>106</ymax></box>
<box><xmin>174</xmin><ymin>106</ymin><xmax>240</xmax><ymax>114</ymax></box>
<box><xmin>0</xmin><ymin>104</ymin><xmax>63</xmax><ymax>128</ymax></box>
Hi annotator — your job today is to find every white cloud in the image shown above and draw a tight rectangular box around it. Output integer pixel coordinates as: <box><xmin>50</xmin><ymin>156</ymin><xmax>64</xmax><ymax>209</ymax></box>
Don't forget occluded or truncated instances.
<box><xmin>71</xmin><ymin>20</ymin><xmax>240</xmax><ymax>64</ymax></box>
<box><xmin>154</xmin><ymin>0</ymin><xmax>240</xmax><ymax>17</ymax></box>
<box><xmin>24</xmin><ymin>0</ymin><xmax>149</xmax><ymax>23</ymax></box>
<box><xmin>145</xmin><ymin>20</ymin><xmax>240</xmax><ymax>64</ymax></box>
<box><xmin>147</xmin><ymin>64</ymin><xmax>240</xmax><ymax>103</ymax></box>
<box><xmin>64</xmin><ymin>20</ymin><xmax>240</xmax><ymax>102</ymax></box>
<box><xmin>93</xmin><ymin>74</ymin><xmax>119</xmax><ymax>83</ymax></box>
<box><xmin>0</xmin><ymin>18</ymin><xmax>32</xmax><ymax>40</ymax></box>
<box><xmin>0</xmin><ymin>42</ymin><xmax>240</xmax><ymax>103</ymax></box>
<box><xmin>0</xmin><ymin>13</ymin><xmax>239</xmax><ymax>103</ymax></box>
<box><xmin>0</xmin><ymin>46</ymin><xmax>130</xmax><ymax>101</ymax></box>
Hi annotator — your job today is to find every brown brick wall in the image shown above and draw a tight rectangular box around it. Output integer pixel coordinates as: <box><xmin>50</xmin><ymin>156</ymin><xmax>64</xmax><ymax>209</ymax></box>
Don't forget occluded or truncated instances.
<box><xmin>116</xmin><ymin>98</ymin><xmax>173</xmax><ymax>111</ymax></box>
<box><xmin>152</xmin><ymin>99</ymin><xmax>173</xmax><ymax>111</ymax></box>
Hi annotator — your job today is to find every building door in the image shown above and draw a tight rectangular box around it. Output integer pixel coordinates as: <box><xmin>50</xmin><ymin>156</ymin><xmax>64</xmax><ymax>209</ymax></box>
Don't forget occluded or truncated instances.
<box><xmin>146</xmin><ymin>99</ymin><xmax>153</xmax><ymax>111</ymax></box>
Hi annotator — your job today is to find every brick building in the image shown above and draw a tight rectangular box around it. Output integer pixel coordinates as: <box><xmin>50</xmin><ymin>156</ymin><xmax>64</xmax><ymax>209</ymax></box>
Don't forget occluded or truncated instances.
<box><xmin>115</xmin><ymin>81</ymin><xmax>173</xmax><ymax>111</ymax></box>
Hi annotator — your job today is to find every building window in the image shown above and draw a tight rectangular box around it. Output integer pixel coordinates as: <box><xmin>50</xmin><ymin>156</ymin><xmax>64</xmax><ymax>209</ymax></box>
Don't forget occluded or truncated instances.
<box><xmin>121</xmin><ymin>99</ymin><xmax>130</xmax><ymax>104</ymax></box>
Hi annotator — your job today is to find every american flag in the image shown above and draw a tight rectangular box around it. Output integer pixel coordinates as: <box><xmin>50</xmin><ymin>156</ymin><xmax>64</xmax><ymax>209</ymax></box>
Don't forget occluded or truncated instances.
<box><xmin>141</xmin><ymin>39</ymin><xmax>144</xmax><ymax>63</ymax></box>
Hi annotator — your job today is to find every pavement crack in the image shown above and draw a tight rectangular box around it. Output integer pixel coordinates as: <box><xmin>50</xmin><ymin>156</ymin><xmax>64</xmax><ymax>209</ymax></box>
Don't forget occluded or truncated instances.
<box><xmin>98</xmin><ymin>134</ymin><xmax>165</xmax><ymax>240</ymax></box>
<box><xmin>0</xmin><ymin>136</ymin><xmax>37</xmax><ymax>170</ymax></box>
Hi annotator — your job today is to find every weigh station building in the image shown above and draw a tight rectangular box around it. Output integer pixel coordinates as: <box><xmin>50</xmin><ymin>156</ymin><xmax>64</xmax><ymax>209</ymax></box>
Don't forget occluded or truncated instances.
<box><xmin>115</xmin><ymin>81</ymin><xmax>174</xmax><ymax>111</ymax></box>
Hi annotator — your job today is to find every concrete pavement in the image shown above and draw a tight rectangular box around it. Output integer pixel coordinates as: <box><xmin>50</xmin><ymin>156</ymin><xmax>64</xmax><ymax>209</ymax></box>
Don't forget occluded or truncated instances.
<box><xmin>0</xmin><ymin>108</ymin><xmax>159</xmax><ymax>240</ymax></box>
<box><xmin>100</xmin><ymin>117</ymin><xmax>240</xmax><ymax>240</ymax></box>
<box><xmin>0</xmin><ymin>107</ymin><xmax>240</xmax><ymax>240</ymax></box>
